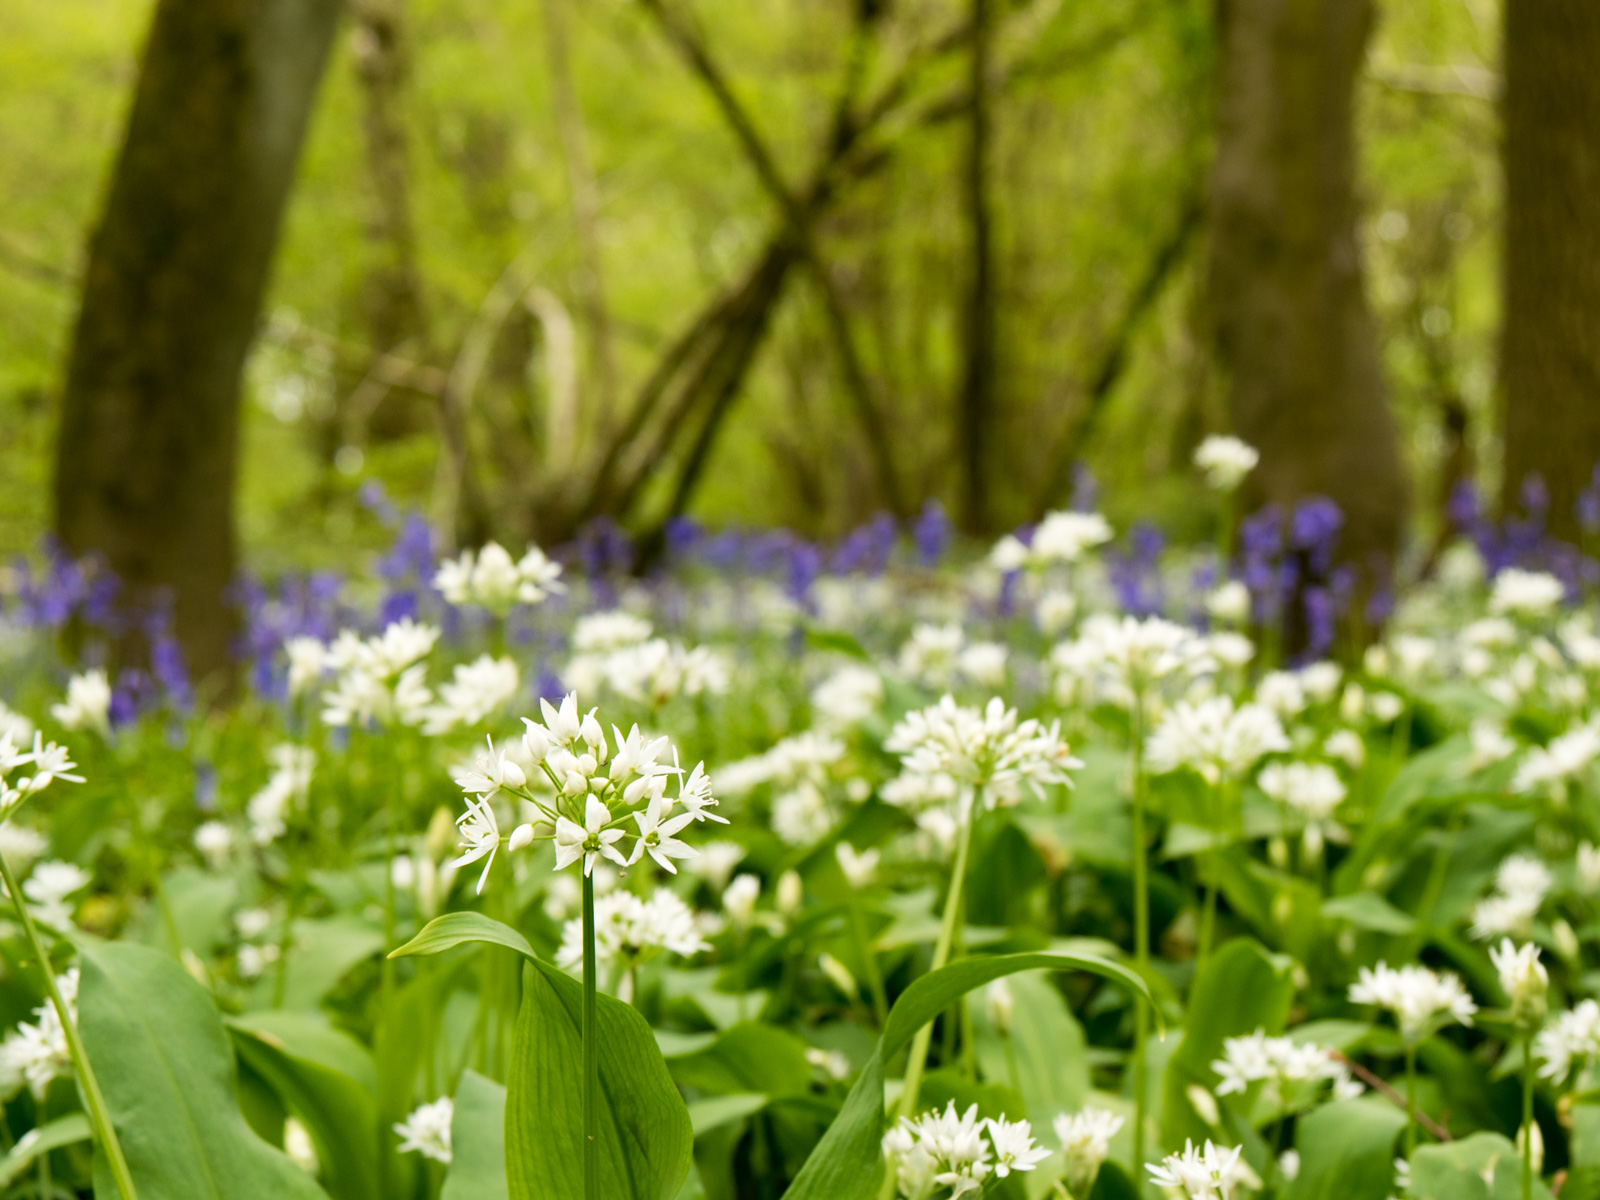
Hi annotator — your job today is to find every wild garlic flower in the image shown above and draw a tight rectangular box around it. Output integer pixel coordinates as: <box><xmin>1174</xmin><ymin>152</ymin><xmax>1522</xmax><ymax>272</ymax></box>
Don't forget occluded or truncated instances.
<box><xmin>1467</xmin><ymin>719</ymin><xmax>1518</xmax><ymax>773</ymax></box>
<box><xmin>1210</xmin><ymin>1029</ymin><xmax>1353</xmax><ymax>1109</ymax></box>
<box><xmin>882</xmin><ymin>1101</ymin><xmax>1037</xmax><ymax>1199</ymax></box>
<box><xmin>1147</xmin><ymin>1139</ymin><xmax>1249</xmax><ymax>1199</ymax></box>
<box><xmin>1579</xmin><ymin>843</ymin><xmax>1600</xmax><ymax>893</ymax></box>
<box><xmin>0</xmin><ymin>732</ymin><xmax>83</xmax><ymax>814</ymax></box>
<box><xmin>1489</xmin><ymin>568</ymin><xmax>1565</xmax><ymax>619</ymax></box>
<box><xmin>991</xmin><ymin>510</ymin><xmax>1114</xmax><ymax>572</ymax></box>
<box><xmin>1257</xmin><ymin>761</ymin><xmax>1348</xmax><ymax>857</ymax></box>
<box><xmin>393</xmin><ymin>1097</ymin><xmax>453</xmax><ymax>1164</ymax></box>
<box><xmin>1536</xmin><ymin>999</ymin><xmax>1600</xmax><ymax>1083</ymax></box>
<box><xmin>433</xmin><ymin>541</ymin><xmax>563</xmax><ymax>614</ymax></box>
<box><xmin>421</xmin><ymin>655</ymin><xmax>520</xmax><ymax>735</ymax></box>
<box><xmin>0</xmin><ymin>824</ymin><xmax>47</xmax><ymax>871</ymax></box>
<box><xmin>1206</xmin><ymin>581</ymin><xmax>1251</xmax><ymax>625</ymax></box>
<box><xmin>194</xmin><ymin>820</ymin><xmax>234</xmax><ymax>870</ymax></box>
<box><xmin>321</xmin><ymin>619</ymin><xmax>439</xmax><ymax>727</ymax></box>
<box><xmin>50</xmin><ymin>669</ymin><xmax>111</xmax><ymax>735</ymax></box>
<box><xmin>555</xmin><ymin>888</ymin><xmax>709</xmax><ymax>975</ymax></box>
<box><xmin>1469</xmin><ymin>853</ymin><xmax>1552</xmax><ymax>940</ymax></box>
<box><xmin>1490</xmin><ymin>939</ymin><xmax>1548</xmax><ymax>1026</ymax></box>
<box><xmin>810</xmin><ymin>664</ymin><xmax>885</xmax><ymax>729</ymax></box>
<box><xmin>567</xmin><ymin>637</ymin><xmax>731</xmax><ymax>709</ymax></box>
<box><xmin>1051</xmin><ymin>614</ymin><xmax>1210</xmax><ymax>712</ymax></box>
<box><xmin>0</xmin><ymin>968</ymin><xmax>78</xmax><ymax>1101</ymax></box>
<box><xmin>1144</xmin><ymin>697</ymin><xmax>1288</xmax><ymax>785</ymax></box>
<box><xmin>1513</xmin><ymin>722</ymin><xmax>1600</xmax><ymax>794</ymax></box>
<box><xmin>1193</xmin><ymin>435</ymin><xmax>1259</xmax><ymax>492</ymax></box>
<box><xmin>885</xmin><ymin>696</ymin><xmax>1081</xmax><ymax>813</ymax></box>
<box><xmin>835</xmin><ymin>842</ymin><xmax>879</xmax><ymax>888</ymax></box>
<box><xmin>0</xmin><ymin>702</ymin><xmax>33</xmax><ymax>746</ymax></box>
<box><xmin>446</xmin><ymin>693</ymin><xmax>721</xmax><ymax>888</ymax></box>
<box><xmin>246</xmin><ymin>745</ymin><xmax>316</xmax><ymax>846</ymax></box>
<box><xmin>21</xmin><ymin>860</ymin><xmax>90</xmax><ymax>929</ymax></box>
<box><xmin>898</xmin><ymin>623</ymin><xmax>968</xmax><ymax>691</ymax></box>
<box><xmin>1053</xmin><ymin>1107</ymin><xmax>1123</xmax><ymax>1196</ymax></box>
<box><xmin>1349</xmin><ymin>962</ymin><xmax>1476</xmax><ymax>1042</ymax></box>
<box><xmin>984</xmin><ymin>1115</ymin><xmax>1050</xmax><ymax>1178</ymax></box>
<box><xmin>284</xmin><ymin>636</ymin><xmax>327</xmax><ymax>697</ymax></box>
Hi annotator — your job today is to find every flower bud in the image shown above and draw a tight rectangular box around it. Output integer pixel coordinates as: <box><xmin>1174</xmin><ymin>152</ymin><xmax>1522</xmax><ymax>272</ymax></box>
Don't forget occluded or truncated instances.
<box><xmin>508</xmin><ymin>823</ymin><xmax>534</xmax><ymax>853</ymax></box>
<box><xmin>819</xmin><ymin>953</ymin><xmax>859</xmax><ymax>1000</ymax></box>
<box><xmin>986</xmin><ymin>978</ymin><xmax>1014</xmax><ymax>1034</ymax></box>
<box><xmin>521</xmin><ymin>719</ymin><xmax>550</xmax><ymax>764</ymax></box>
<box><xmin>777</xmin><ymin>870</ymin><xmax>803</xmax><ymax>917</ymax></box>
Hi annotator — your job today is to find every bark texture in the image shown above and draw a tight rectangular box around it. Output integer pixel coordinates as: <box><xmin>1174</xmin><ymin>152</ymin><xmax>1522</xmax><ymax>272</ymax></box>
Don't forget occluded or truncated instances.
<box><xmin>1209</xmin><ymin>0</ymin><xmax>1408</xmax><ymax>576</ymax></box>
<box><xmin>1499</xmin><ymin>0</ymin><xmax>1600</xmax><ymax>540</ymax></box>
<box><xmin>55</xmin><ymin>0</ymin><xmax>344</xmax><ymax>685</ymax></box>
<box><xmin>957</xmin><ymin>0</ymin><xmax>998</xmax><ymax>532</ymax></box>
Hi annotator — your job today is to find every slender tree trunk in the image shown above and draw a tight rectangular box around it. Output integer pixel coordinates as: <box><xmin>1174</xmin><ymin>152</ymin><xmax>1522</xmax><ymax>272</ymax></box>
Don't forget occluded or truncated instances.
<box><xmin>54</xmin><ymin>0</ymin><xmax>344</xmax><ymax>687</ymax></box>
<box><xmin>957</xmin><ymin>0</ymin><xmax>997</xmax><ymax>533</ymax></box>
<box><xmin>1209</xmin><ymin>0</ymin><xmax>1408</xmax><ymax>578</ymax></box>
<box><xmin>1500</xmin><ymin>0</ymin><xmax>1600</xmax><ymax>540</ymax></box>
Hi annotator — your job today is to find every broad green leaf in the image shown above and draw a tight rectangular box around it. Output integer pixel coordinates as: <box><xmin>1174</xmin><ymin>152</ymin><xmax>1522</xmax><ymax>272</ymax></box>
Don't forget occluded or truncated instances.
<box><xmin>686</xmin><ymin>1093</ymin><xmax>768</xmax><ymax>1136</ymax></box>
<box><xmin>506</xmin><ymin>960</ymin><xmax>694</xmax><ymax>1200</ymax></box>
<box><xmin>1162</xmin><ymin>939</ymin><xmax>1295</xmax><ymax>1147</ymax></box>
<box><xmin>783</xmin><ymin>950</ymin><xmax>1150</xmax><ymax>1200</ymax></box>
<box><xmin>395</xmin><ymin>915</ymin><xmax>693</xmax><ymax>1200</ymax></box>
<box><xmin>803</xmin><ymin>627</ymin><xmax>872</xmax><ymax>660</ymax></box>
<box><xmin>77</xmin><ymin>941</ymin><xmax>326</xmax><ymax>1200</ymax></box>
<box><xmin>1407</xmin><ymin>1132</ymin><xmax>1552</xmax><ymax>1199</ymax></box>
<box><xmin>442</xmin><ymin>1070</ymin><xmax>507</xmax><ymax>1200</ymax></box>
<box><xmin>151</xmin><ymin>868</ymin><xmax>238</xmax><ymax>955</ymax></box>
<box><xmin>227</xmin><ymin>1010</ymin><xmax>379</xmax><ymax>1200</ymax></box>
<box><xmin>0</xmin><ymin>1114</ymin><xmax>91</xmax><ymax>1186</ymax></box>
<box><xmin>248</xmin><ymin>915</ymin><xmax>385</xmax><ymax>1010</ymax></box>
<box><xmin>1322</xmin><ymin>892</ymin><xmax>1416</xmax><ymax>935</ymax></box>
<box><xmin>1282</xmin><ymin>1098</ymin><xmax>1405</xmax><ymax>1200</ymax></box>
<box><xmin>667</xmin><ymin>1023</ymin><xmax>812</xmax><ymax>1098</ymax></box>
<box><xmin>966</xmin><ymin>970</ymin><xmax>1089</xmax><ymax>1123</ymax></box>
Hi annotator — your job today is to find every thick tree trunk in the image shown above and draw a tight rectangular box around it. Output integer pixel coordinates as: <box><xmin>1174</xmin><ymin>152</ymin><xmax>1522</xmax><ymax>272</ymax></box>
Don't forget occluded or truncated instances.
<box><xmin>1499</xmin><ymin>0</ymin><xmax>1600</xmax><ymax>541</ymax></box>
<box><xmin>957</xmin><ymin>0</ymin><xmax>997</xmax><ymax>533</ymax></box>
<box><xmin>1209</xmin><ymin>0</ymin><xmax>1408</xmax><ymax>578</ymax></box>
<box><xmin>55</xmin><ymin>0</ymin><xmax>343</xmax><ymax>687</ymax></box>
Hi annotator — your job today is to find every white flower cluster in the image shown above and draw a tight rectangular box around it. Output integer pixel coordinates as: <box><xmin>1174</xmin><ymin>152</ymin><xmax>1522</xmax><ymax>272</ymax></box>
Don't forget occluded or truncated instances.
<box><xmin>1144</xmin><ymin>696</ymin><xmax>1288</xmax><ymax>785</ymax></box>
<box><xmin>1489</xmin><ymin>568</ymin><xmax>1565</xmax><ymax>619</ymax></box>
<box><xmin>433</xmin><ymin>541</ymin><xmax>563</xmax><ymax>614</ymax></box>
<box><xmin>1349</xmin><ymin>961</ymin><xmax>1476</xmax><ymax>1042</ymax></box>
<box><xmin>0</xmin><ymin>730</ymin><xmax>82</xmax><ymax>814</ymax></box>
<box><xmin>555</xmin><ymin>887</ymin><xmax>709</xmax><ymax>974</ymax></box>
<box><xmin>314</xmin><ymin>619</ymin><xmax>440</xmax><ymax>727</ymax></box>
<box><xmin>882</xmin><ymin>1102</ymin><xmax>1049</xmax><ymax>1199</ymax></box>
<box><xmin>0</xmin><ymin>968</ymin><xmax>78</xmax><ymax>1100</ymax></box>
<box><xmin>1537</xmin><ymin>999</ymin><xmax>1600</xmax><ymax>1082</ymax></box>
<box><xmin>1050</xmin><ymin>615</ymin><xmax>1212</xmax><ymax>712</ymax></box>
<box><xmin>1513</xmin><ymin>721</ymin><xmax>1600</xmax><ymax>795</ymax></box>
<box><xmin>1252</xmin><ymin>663</ymin><xmax>1343</xmax><ymax>720</ymax></box>
<box><xmin>810</xmin><ymin>664</ymin><xmax>884</xmax><ymax>729</ymax></box>
<box><xmin>421</xmin><ymin>654</ymin><xmax>521</xmax><ymax>735</ymax></box>
<box><xmin>1147</xmin><ymin>1138</ymin><xmax>1250</xmax><ymax>1199</ymax></box>
<box><xmin>1489</xmin><ymin>938</ymin><xmax>1548</xmax><ymax>1025</ymax></box>
<box><xmin>991</xmin><ymin>510</ymin><xmax>1114</xmax><ymax>572</ymax></box>
<box><xmin>1210</xmin><ymin>1029</ymin><xmax>1357</xmax><ymax>1108</ymax></box>
<box><xmin>885</xmin><ymin>695</ymin><xmax>1081</xmax><ymax>811</ymax></box>
<box><xmin>19</xmin><ymin>860</ymin><xmax>90</xmax><ymax>929</ymax></box>
<box><xmin>246</xmin><ymin>745</ymin><xmax>316</xmax><ymax>846</ymax></box>
<box><xmin>1258</xmin><ymin>761</ymin><xmax>1348</xmax><ymax>857</ymax></box>
<box><xmin>1193</xmin><ymin>435</ymin><xmax>1259</xmax><ymax>492</ymax></box>
<box><xmin>1469</xmin><ymin>853</ymin><xmax>1552</xmax><ymax>940</ymax></box>
<box><xmin>564</xmin><ymin>613</ymin><xmax>730</xmax><ymax>708</ymax></box>
<box><xmin>1053</xmin><ymin>1107</ymin><xmax>1123</xmax><ymax>1196</ymax></box>
<box><xmin>50</xmin><ymin>669</ymin><xmax>111</xmax><ymax>735</ymax></box>
<box><xmin>393</xmin><ymin>1096</ymin><xmax>453</xmax><ymax>1164</ymax></box>
<box><xmin>449</xmin><ymin>693</ymin><xmax>721</xmax><ymax>890</ymax></box>
<box><xmin>898</xmin><ymin>624</ymin><xmax>1009</xmax><ymax>691</ymax></box>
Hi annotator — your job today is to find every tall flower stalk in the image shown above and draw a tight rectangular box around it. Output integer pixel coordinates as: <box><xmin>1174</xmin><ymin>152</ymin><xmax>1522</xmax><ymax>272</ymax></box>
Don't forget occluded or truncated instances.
<box><xmin>1128</xmin><ymin>697</ymin><xmax>1151</xmax><ymax>1175</ymax></box>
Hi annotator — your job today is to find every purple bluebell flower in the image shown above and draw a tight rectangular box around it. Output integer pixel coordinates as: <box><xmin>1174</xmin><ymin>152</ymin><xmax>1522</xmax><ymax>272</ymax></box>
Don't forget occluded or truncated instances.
<box><xmin>913</xmin><ymin>500</ymin><xmax>952</xmax><ymax>567</ymax></box>
<box><xmin>358</xmin><ymin>480</ymin><xmax>401</xmax><ymax>527</ymax></box>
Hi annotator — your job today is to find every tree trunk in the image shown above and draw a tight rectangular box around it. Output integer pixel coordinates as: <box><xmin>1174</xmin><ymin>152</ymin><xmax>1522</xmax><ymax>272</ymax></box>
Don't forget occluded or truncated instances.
<box><xmin>1209</xmin><ymin>0</ymin><xmax>1408</xmax><ymax>580</ymax></box>
<box><xmin>957</xmin><ymin>0</ymin><xmax>997</xmax><ymax>533</ymax></box>
<box><xmin>54</xmin><ymin>0</ymin><xmax>344</xmax><ymax>687</ymax></box>
<box><xmin>1499</xmin><ymin>0</ymin><xmax>1600</xmax><ymax>541</ymax></box>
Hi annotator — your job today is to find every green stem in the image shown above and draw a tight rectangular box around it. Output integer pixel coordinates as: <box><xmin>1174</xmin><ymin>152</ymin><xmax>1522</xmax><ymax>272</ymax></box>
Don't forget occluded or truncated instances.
<box><xmin>583</xmin><ymin>871</ymin><xmax>599</xmax><ymax>1200</ymax></box>
<box><xmin>1130</xmin><ymin>698</ymin><xmax>1150</xmax><ymax>1176</ymax></box>
<box><xmin>1405</xmin><ymin>1042</ymin><xmax>1418</xmax><ymax>1157</ymax></box>
<box><xmin>0</xmin><ymin>851</ymin><xmax>138</xmax><ymax>1200</ymax></box>
<box><xmin>845</xmin><ymin>890</ymin><xmax>889</xmax><ymax>1026</ymax></box>
<box><xmin>1523</xmin><ymin>1031</ymin><xmax>1535</xmax><ymax>1200</ymax></box>
<box><xmin>894</xmin><ymin>798</ymin><xmax>978</xmax><ymax>1123</ymax></box>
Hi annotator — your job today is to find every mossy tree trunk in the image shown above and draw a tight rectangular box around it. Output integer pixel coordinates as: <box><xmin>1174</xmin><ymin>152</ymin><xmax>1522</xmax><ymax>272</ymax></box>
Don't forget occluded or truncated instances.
<box><xmin>54</xmin><ymin>0</ymin><xmax>344</xmax><ymax>687</ymax></box>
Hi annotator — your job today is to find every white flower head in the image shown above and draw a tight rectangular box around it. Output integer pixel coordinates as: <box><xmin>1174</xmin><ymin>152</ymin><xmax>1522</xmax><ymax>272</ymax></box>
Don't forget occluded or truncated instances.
<box><xmin>1145</xmin><ymin>697</ymin><xmax>1288</xmax><ymax>786</ymax></box>
<box><xmin>1054</xmin><ymin>1107</ymin><xmax>1124</xmax><ymax>1195</ymax></box>
<box><xmin>1194</xmin><ymin>435</ymin><xmax>1259</xmax><ymax>492</ymax></box>
<box><xmin>1147</xmin><ymin>1139</ymin><xmax>1250</xmax><ymax>1199</ymax></box>
<box><xmin>50</xmin><ymin>670</ymin><xmax>111</xmax><ymax>735</ymax></box>
<box><xmin>1349</xmin><ymin>962</ymin><xmax>1476</xmax><ymax>1042</ymax></box>
<box><xmin>1490</xmin><ymin>568</ymin><xmax>1565</xmax><ymax>618</ymax></box>
<box><xmin>393</xmin><ymin>1097</ymin><xmax>453</xmax><ymax>1164</ymax></box>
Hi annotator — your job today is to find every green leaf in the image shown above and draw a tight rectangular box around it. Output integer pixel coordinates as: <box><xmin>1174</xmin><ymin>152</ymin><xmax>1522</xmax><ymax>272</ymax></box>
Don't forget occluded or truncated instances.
<box><xmin>0</xmin><ymin>1114</ymin><xmax>92</xmax><ymax>1187</ymax></box>
<box><xmin>248</xmin><ymin>915</ymin><xmax>385</xmax><ymax>1010</ymax></box>
<box><xmin>1162</xmin><ymin>939</ymin><xmax>1295</xmax><ymax>1146</ymax></box>
<box><xmin>783</xmin><ymin>950</ymin><xmax>1150</xmax><ymax>1200</ymax></box>
<box><xmin>667</xmin><ymin>1023</ymin><xmax>812</xmax><ymax>1098</ymax></box>
<box><xmin>1407</xmin><ymin>1132</ymin><xmax>1553</xmax><ymax>1199</ymax></box>
<box><xmin>1322</xmin><ymin>892</ymin><xmax>1417</xmax><ymax>935</ymax></box>
<box><xmin>1282</xmin><ymin>1098</ymin><xmax>1405</xmax><ymax>1200</ymax></box>
<box><xmin>77</xmin><ymin>940</ymin><xmax>326</xmax><ymax>1200</ymax></box>
<box><xmin>442</xmin><ymin>1070</ymin><xmax>508</xmax><ymax>1200</ymax></box>
<box><xmin>227</xmin><ymin>1010</ymin><xmax>380</xmax><ymax>1200</ymax></box>
<box><xmin>802</xmin><ymin>627</ymin><xmax>872</xmax><ymax>660</ymax></box>
<box><xmin>966</xmin><ymin>970</ymin><xmax>1089</xmax><ymax>1123</ymax></box>
<box><xmin>507</xmin><ymin>960</ymin><xmax>694</xmax><ymax>1200</ymax></box>
<box><xmin>396</xmin><ymin>915</ymin><xmax>693</xmax><ymax>1200</ymax></box>
<box><xmin>686</xmin><ymin>1093</ymin><xmax>768</xmax><ymax>1136</ymax></box>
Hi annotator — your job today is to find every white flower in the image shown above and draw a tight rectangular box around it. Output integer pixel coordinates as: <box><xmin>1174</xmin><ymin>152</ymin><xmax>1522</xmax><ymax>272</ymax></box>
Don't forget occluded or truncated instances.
<box><xmin>422</xmin><ymin>655</ymin><xmax>520</xmax><ymax>734</ymax></box>
<box><xmin>1470</xmin><ymin>892</ymin><xmax>1542</xmax><ymax>941</ymax></box>
<box><xmin>0</xmin><ymin>968</ymin><xmax>79</xmax><ymax>1100</ymax></box>
<box><xmin>554</xmin><ymin>795</ymin><xmax>628</xmax><ymax>877</ymax></box>
<box><xmin>722</xmin><ymin>874</ymin><xmax>761</xmax><ymax>926</ymax></box>
<box><xmin>1324</xmin><ymin>729</ymin><xmax>1366</xmax><ymax>769</ymax></box>
<box><xmin>1031</xmin><ymin>511</ymin><xmax>1115</xmax><ymax>564</ymax></box>
<box><xmin>21</xmin><ymin>861</ymin><xmax>90</xmax><ymax>928</ymax></box>
<box><xmin>957</xmin><ymin>642</ymin><xmax>1009</xmax><ymax>688</ymax></box>
<box><xmin>835</xmin><ymin>842</ymin><xmax>880</xmax><ymax>888</ymax></box>
<box><xmin>393</xmin><ymin>1097</ymin><xmax>453</xmax><ymax>1164</ymax></box>
<box><xmin>1036</xmin><ymin>589</ymin><xmax>1079</xmax><ymax>636</ymax></box>
<box><xmin>434</xmin><ymin>542</ymin><xmax>564</xmax><ymax>613</ymax></box>
<box><xmin>1147</xmin><ymin>1139</ymin><xmax>1250</xmax><ymax>1199</ymax></box>
<box><xmin>1145</xmin><ymin>697</ymin><xmax>1288</xmax><ymax>785</ymax></box>
<box><xmin>193</xmin><ymin>820</ymin><xmax>234</xmax><ymax>870</ymax></box>
<box><xmin>1490</xmin><ymin>568</ymin><xmax>1565</xmax><ymax>618</ymax></box>
<box><xmin>1255</xmin><ymin>671</ymin><xmax>1306</xmax><ymax>719</ymax></box>
<box><xmin>1497</xmin><ymin>854</ymin><xmax>1554</xmax><ymax>902</ymax></box>
<box><xmin>692</xmin><ymin>842</ymin><xmax>746</xmax><ymax>891</ymax></box>
<box><xmin>1468</xmin><ymin>719</ymin><xmax>1518</xmax><ymax>772</ymax></box>
<box><xmin>882</xmin><ymin>1102</ymin><xmax>993</xmax><ymax>1198</ymax></box>
<box><xmin>811</xmin><ymin>665</ymin><xmax>884</xmax><ymax>728</ymax></box>
<box><xmin>1489</xmin><ymin>939</ymin><xmax>1548</xmax><ymax>1023</ymax></box>
<box><xmin>284</xmin><ymin>1116</ymin><xmax>318</xmax><ymax>1175</ymax></box>
<box><xmin>556</xmin><ymin>888</ymin><xmax>709</xmax><ymax>973</ymax></box>
<box><xmin>0</xmin><ymin>702</ymin><xmax>33</xmax><ymax>747</ymax></box>
<box><xmin>885</xmin><ymin>696</ymin><xmax>1081</xmax><ymax>810</ymax></box>
<box><xmin>628</xmin><ymin>794</ymin><xmax>697</xmax><ymax>873</ymax></box>
<box><xmin>1257</xmin><ymin>761</ymin><xmax>1346</xmax><ymax>822</ymax></box>
<box><xmin>0</xmin><ymin>824</ymin><xmax>47</xmax><ymax>870</ymax></box>
<box><xmin>450</xmin><ymin>794</ymin><xmax>502</xmax><ymax>894</ymax></box>
<box><xmin>284</xmin><ymin>637</ymin><xmax>327</xmax><ymax>697</ymax></box>
<box><xmin>899</xmin><ymin>623</ymin><xmax>967</xmax><ymax>690</ymax></box>
<box><xmin>246</xmin><ymin>745</ymin><xmax>315</xmax><ymax>845</ymax></box>
<box><xmin>1579</xmin><ymin>843</ymin><xmax>1600</xmax><ymax>893</ymax></box>
<box><xmin>572</xmin><ymin>612</ymin><xmax>654</xmax><ymax>654</ymax></box>
<box><xmin>1194</xmin><ymin>436</ymin><xmax>1259</xmax><ymax>492</ymax></box>
<box><xmin>1349</xmin><ymin>962</ymin><xmax>1476</xmax><ymax>1041</ymax></box>
<box><xmin>1514</xmin><ymin>722</ymin><xmax>1600</xmax><ymax>793</ymax></box>
<box><xmin>1054</xmin><ymin>1107</ymin><xmax>1124</xmax><ymax>1195</ymax></box>
<box><xmin>1537</xmin><ymin>999</ymin><xmax>1600</xmax><ymax>1081</ymax></box>
<box><xmin>50</xmin><ymin>670</ymin><xmax>111</xmax><ymax>734</ymax></box>
<box><xmin>1207</xmin><ymin>581</ymin><xmax>1251</xmax><ymax>624</ymax></box>
<box><xmin>983</xmin><ymin>1115</ymin><xmax>1050</xmax><ymax>1177</ymax></box>
<box><xmin>1054</xmin><ymin>614</ymin><xmax>1209</xmax><ymax>711</ymax></box>
<box><xmin>1210</xmin><ymin>1029</ymin><xmax>1347</xmax><ymax>1109</ymax></box>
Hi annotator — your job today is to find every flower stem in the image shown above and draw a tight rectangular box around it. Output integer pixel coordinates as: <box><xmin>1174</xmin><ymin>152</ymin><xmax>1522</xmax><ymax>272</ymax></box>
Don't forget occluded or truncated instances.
<box><xmin>1523</xmin><ymin>1031</ymin><xmax>1535</xmax><ymax>1200</ymax></box>
<box><xmin>894</xmin><ymin>798</ymin><xmax>977</xmax><ymax>1124</ymax></box>
<box><xmin>583</xmin><ymin>869</ymin><xmax>599</xmax><ymax>1200</ymax></box>
<box><xmin>0</xmin><ymin>851</ymin><xmax>138</xmax><ymax>1200</ymax></box>
<box><xmin>1405</xmin><ymin>1042</ymin><xmax>1418</xmax><ymax>1157</ymax></box>
<box><xmin>845</xmin><ymin>889</ymin><xmax>889</xmax><ymax>1026</ymax></box>
<box><xmin>1130</xmin><ymin>699</ymin><xmax>1150</xmax><ymax>1176</ymax></box>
